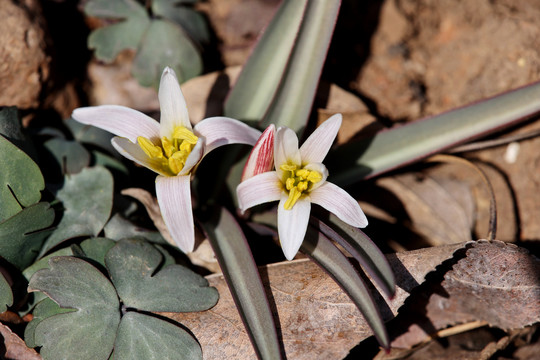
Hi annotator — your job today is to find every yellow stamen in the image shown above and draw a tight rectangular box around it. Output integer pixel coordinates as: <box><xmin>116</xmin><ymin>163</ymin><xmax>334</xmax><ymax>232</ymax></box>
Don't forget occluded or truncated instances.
<box><xmin>137</xmin><ymin>126</ymin><xmax>199</xmax><ymax>176</ymax></box>
<box><xmin>281</xmin><ymin>165</ymin><xmax>323</xmax><ymax>210</ymax></box>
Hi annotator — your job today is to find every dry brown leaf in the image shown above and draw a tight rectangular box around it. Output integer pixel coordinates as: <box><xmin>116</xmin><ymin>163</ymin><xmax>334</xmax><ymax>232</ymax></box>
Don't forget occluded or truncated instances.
<box><xmin>390</xmin><ymin>240</ymin><xmax>540</xmax><ymax>349</ymax></box>
<box><xmin>163</xmin><ymin>242</ymin><xmax>467</xmax><ymax>359</ymax></box>
<box><xmin>360</xmin><ymin>172</ymin><xmax>475</xmax><ymax>248</ymax></box>
<box><xmin>0</xmin><ymin>322</ymin><xmax>41</xmax><ymax>360</ymax></box>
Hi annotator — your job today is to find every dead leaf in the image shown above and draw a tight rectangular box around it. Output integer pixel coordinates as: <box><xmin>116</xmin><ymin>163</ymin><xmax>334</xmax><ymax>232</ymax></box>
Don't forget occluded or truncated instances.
<box><xmin>0</xmin><ymin>322</ymin><xmax>41</xmax><ymax>360</ymax></box>
<box><xmin>390</xmin><ymin>240</ymin><xmax>540</xmax><ymax>349</ymax></box>
<box><xmin>360</xmin><ymin>172</ymin><xmax>475</xmax><ymax>248</ymax></box>
<box><xmin>163</xmin><ymin>242</ymin><xmax>467</xmax><ymax>359</ymax></box>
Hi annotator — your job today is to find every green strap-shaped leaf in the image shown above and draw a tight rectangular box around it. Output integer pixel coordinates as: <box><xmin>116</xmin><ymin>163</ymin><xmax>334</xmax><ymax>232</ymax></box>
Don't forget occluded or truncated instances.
<box><xmin>105</xmin><ymin>239</ymin><xmax>218</xmax><ymax>312</ymax></box>
<box><xmin>224</xmin><ymin>0</ymin><xmax>308</xmax><ymax>121</ymax></box>
<box><xmin>86</xmin><ymin>0</ymin><xmax>150</xmax><ymax>62</ymax></box>
<box><xmin>301</xmin><ymin>227</ymin><xmax>389</xmax><ymax>349</ymax></box>
<box><xmin>330</xmin><ymin>80</ymin><xmax>540</xmax><ymax>185</ymax></box>
<box><xmin>41</xmin><ymin>166</ymin><xmax>114</xmax><ymax>255</ymax></box>
<box><xmin>113</xmin><ymin>312</ymin><xmax>202</xmax><ymax>360</ymax></box>
<box><xmin>260</xmin><ymin>0</ymin><xmax>341</xmax><ymax>132</ymax></box>
<box><xmin>28</xmin><ymin>256</ymin><xmax>121</xmax><ymax>360</ymax></box>
<box><xmin>0</xmin><ymin>202</ymin><xmax>54</xmax><ymax>269</ymax></box>
<box><xmin>312</xmin><ymin>215</ymin><xmax>396</xmax><ymax>298</ymax></box>
<box><xmin>202</xmin><ymin>207</ymin><xmax>282</xmax><ymax>360</ymax></box>
<box><xmin>132</xmin><ymin>19</ymin><xmax>202</xmax><ymax>87</ymax></box>
<box><xmin>0</xmin><ymin>272</ymin><xmax>13</xmax><ymax>314</ymax></box>
<box><xmin>0</xmin><ymin>135</ymin><xmax>44</xmax><ymax>221</ymax></box>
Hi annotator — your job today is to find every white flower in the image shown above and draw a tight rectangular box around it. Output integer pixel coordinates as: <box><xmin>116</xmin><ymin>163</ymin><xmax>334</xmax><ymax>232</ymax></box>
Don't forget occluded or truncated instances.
<box><xmin>72</xmin><ymin>67</ymin><xmax>261</xmax><ymax>253</ymax></box>
<box><xmin>237</xmin><ymin>114</ymin><xmax>367</xmax><ymax>260</ymax></box>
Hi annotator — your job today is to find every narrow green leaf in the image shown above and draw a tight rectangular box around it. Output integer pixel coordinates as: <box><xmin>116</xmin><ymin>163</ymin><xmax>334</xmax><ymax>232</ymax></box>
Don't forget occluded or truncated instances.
<box><xmin>29</xmin><ymin>256</ymin><xmax>121</xmax><ymax>360</ymax></box>
<box><xmin>0</xmin><ymin>135</ymin><xmax>44</xmax><ymax>221</ymax></box>
<box><xmin>113</xmin><ymin>312</ymin><xmax>202</xmax><ymax>360</ymax></box>
<box><xmin>202</xmin><ymin>207</ymin><xmax>282</xmax><ymax>360</ymax></box>
<box><xmin>0</xmin><ymin>202</ymin><xmax>54</xmax><ymax>269</ymax></box>
<box><xmin>86</xmin><ymin>0</ymin><xmax>150</xmax><ymax>62</ymax></box>
<box><xmin>330</xmin><ymin>80</ymin><xmax>540</xmax><ymax>185</ymax></box>
<box><xmin>132</xmin><ymin>19</ymin><xmax>202</xmax><ymax>87</ymax></box>
<box><xmin>301</xmin><ymin>227</ymin><xmax>389</xmax><ymax>349</ymax></box>
<box><xmin>0</xmin><ymin>272</ymin><xmax>13</xmax><ymax>313</ymax></box>
<box><xmin>41</xmin><ymin>166</ymin><xmax>114</xmax><ymax>254</ymax></box>
<box><xmin>105</xmin><ymin>239</ymin><xmax>218</xmax><ymax>312</ymax></box>
<box><xmin>312</xmin><ymin>215</ymin><xmax>396</xmax><ymax>298</ymax></box>
<box><xmin>260</xmin><ymin>0</ymin><xmax>341</xmax><ymax>132</ymax></box>
<box><xmin>224</xmin><ymin>0</ymin><xmax>308</xmax><ymax>121</ymax></box>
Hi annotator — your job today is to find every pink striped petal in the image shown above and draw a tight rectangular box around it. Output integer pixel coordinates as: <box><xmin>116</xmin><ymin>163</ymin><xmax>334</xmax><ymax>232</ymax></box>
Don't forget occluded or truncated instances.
<box><xmin>155</xmin><ymin>175</ymin><xmax>195</xmax><ymax>253</ymax></box>
<box><xmin>111</xmin><ymin>137</ymin><xmax>170</xmax><ymax>177</ymax></box>
<box><xmin>236</xmin><ymin>172</ymin><xmax>282</xmax><ymax>213</ymax></box>
<box><xmin>159</xmin><ymin>67</ymin><xmax>192</xmax><ymax>138</ymax></box>
<box><xmin>274</xmin><ymin>127</ymin><xmax>301</xmax><ymax>180</ymax></box>
<box><xmin>241</xmin><ymin>125</ymin><xmax>275</xmax><ymax>182</ymax></box>
<box><xmin>300</xmin><ymin>113</ymin><xmax>342</xmax><ymax>165</ymax></box>
<box><xmin>309</xmin><ymin>181</ymin><xmax>368</xmax><ymax>228</ymax></box>
<box><xmin>194</xmin><ymin>117</ymin><xmax>262</xmax><ymax>155</ymax></box>
<box><xmin>72</xmin><ymin>106</ymin><xmax>160</xmax><ymax>143</ymax></box>
<box><xmin>277</xmin><ymin>196</ymin><xmax>311</xmax><ymax>260</ymax></box>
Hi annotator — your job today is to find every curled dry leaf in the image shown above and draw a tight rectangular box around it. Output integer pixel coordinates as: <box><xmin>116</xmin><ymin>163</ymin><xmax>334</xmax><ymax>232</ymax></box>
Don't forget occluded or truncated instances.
<box><xmin>0</xmin><ymin>322</ymin><xmax>41</xmax><ymax>360</ymax></box>
<box><xmin>390</xmin><ymin>240</ymin><xmax>540</xmax><ymax>349</ymax></box>
<box><xmin>164</xmin><ymin>242</ymin><xmax>467</xmax><ymax>360</ymax></box>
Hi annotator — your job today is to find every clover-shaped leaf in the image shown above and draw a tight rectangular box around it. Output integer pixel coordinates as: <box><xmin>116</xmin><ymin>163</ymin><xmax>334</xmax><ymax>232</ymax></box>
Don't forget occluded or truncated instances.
<box><xmin>86</xmin><ymin>0</ymin><xmax>150</xmax><ymax>62</ymax></box>
<box><xmin>113</xmin><ymin>312</ymin><xmax>202</xmax><ymax>360</ymax></box>
<box><xmin>106</xmin><ymin>238</ymin><xmax>218</xmax><ymax>312</ymax></box>
<box><xmin>28</xmin><ymin>239</ymin><xmax>216</xmax><ymax>359</ymax></box>
<box><xmin>0</xmin><ymin>135</ymin><xmax>44</xmax><ymax>221</ymax></box>
<box><xmin>132</xmin><ymin>19</ymin><xmax>202</xmax><ymax>87</ymax></box>
<box><xmin>44</xmin><ymin>137</ymin><xmax>91</xmax><ymax>175</ymax></box>
<box><xmin>0</xmin><ymin>202</ymin><xmax>54</xmax><ymax>269</ymax></box>
<box><xmin>28</xmin><ymin>257</ymin><xmax>121</xmax><ymax>360</ymax></box>
<box><xmin>152</xmin><ymin>0</ymin><xmax>210</xmax><ymax>45</ymax></box>
<box><xmin>41</xmin><ymin>166</ymin><xmax>113</xmax><ymax>254</ymax></box>
<box><xmin>0</xmin><ymin>272</ymin><xmax>13</xmax><ymax>314</ymax></box>
<box><xmin>85</xmin><ymin>0</ymin><xmax>203</xmax><ymax>88</ymax></box>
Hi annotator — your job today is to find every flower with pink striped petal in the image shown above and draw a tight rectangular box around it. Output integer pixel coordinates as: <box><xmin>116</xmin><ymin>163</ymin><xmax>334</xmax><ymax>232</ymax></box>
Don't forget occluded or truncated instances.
<box><xmin>72</xmin><ymin>67</ymin><xmax>261</xmax><ymax>253</ymax></box>
<box><xmin>237</xmin><ymin>114</ymin><xmax>368</xmax><ymax>260</ymax></box>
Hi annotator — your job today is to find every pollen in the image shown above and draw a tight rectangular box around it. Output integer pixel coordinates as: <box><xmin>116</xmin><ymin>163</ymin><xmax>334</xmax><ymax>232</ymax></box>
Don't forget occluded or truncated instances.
<box><xmin>280</xmin><ymin>163</ymin><xmax>322</xmax><ymax>210</ymax></box>
<box><xmin>137</xmin><ymin>125</ymin><xmax>198</xmax><ymax>176</ymax></box>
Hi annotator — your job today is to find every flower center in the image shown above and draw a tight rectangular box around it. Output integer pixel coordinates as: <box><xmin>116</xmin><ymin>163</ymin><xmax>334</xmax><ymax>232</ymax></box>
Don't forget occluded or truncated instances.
<box><xmin>280</xmin><ymin>163</ymin><xmax>322</xmax><ymax>210</ymax></box>
<box><xmin>137</xmin><ymin>126</ymin><xmax>198</xmax><ymax>176</ymax></box>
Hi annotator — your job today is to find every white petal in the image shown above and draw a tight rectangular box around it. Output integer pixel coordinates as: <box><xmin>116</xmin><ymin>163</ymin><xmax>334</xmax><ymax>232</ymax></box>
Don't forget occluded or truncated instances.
<box><xmin>278</xmin><ymin>196</ymin><xmax>311</xmax><ymax>260</ymax></box>
<box><xmin>236</xmin><ymin>172</ymin><xmax>282</xmax><ymax>212</ymax></box>
<box><xmin>194</xmin><ymin>117</ymin><xmax>262</xmax><ymax>155</ymax></box>
<box><xmin>300</xmin><ymin>113</ymin><xmax>342</xmax><ymax>165</ymax></box>
<box><xmin>274</xmin><ymin>127</ymin><xmax>301</xmax><ymax>180</ymax></box>
<box><xmin>241</xmin><ymin>124</ymin><xmax>275</xmax><ymax>182</ymax></box>
<box><xmin>72</xmin><ymin>106</ymin><xmax>160</xmax><ymax>143</ymax></box>
<box><xmin>309</xmin><ymin>181</ymin><xmax>368</xmax><ymax>228</ymax></box>
<box><xmin>111</xmin><ymin>137</ymin><xmax>170</xmax><ymax>177</ymax></box>
<box><xmin>159</xmin><ymin>67</ymin><xmax>192</xmax><ymax>138</ymax></box>
<box><xmin>155</xmin><ymin>175</ymin><xmax>195</xmax><ymax>253</ymax></box>
<box><xmin>178</xmin><ymin>138</ymin><xmax>205</xmax><ymax>176</ymax></box>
